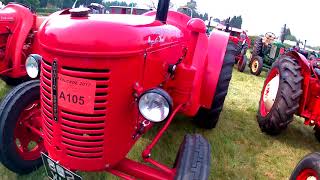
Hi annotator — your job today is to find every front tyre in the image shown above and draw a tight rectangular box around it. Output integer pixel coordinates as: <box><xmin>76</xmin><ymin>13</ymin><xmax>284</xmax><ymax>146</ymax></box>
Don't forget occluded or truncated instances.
<box><xmin>194</xmin><ymin>42</ymin><xmax>237</xmax><ymax>129</ymax></box>
<box><xmin>0</xmin><ymin>80</ymin><xmax>44</xmax><ymax>174</ymax></box>
<box><xmin>174</xmin><ymin>134</ymin><xmax>210</xmax><ymax>180</ymax></box>
<box><xmin>290</xmin><ymin>152</ymin><xmax>320</xmax><ymax>180</ymax></box>
<box><xmin>250</xmin><ymin>56</ymin><xmax>263</xmax><ymax>76</ymax></box>
<box><xmin>237</xmin><ymin>55</ymin><xmax>247</xmax><ymax>72</ymax></box>
<box><xmin>257</xmin><ymin>56</ymin><xmax>303</xmax><ymax>135</ymax></box>
<box><xmin>1</xmin><ymin>76</ymin><xmax>30</xmax><ymax>86</ymax></box>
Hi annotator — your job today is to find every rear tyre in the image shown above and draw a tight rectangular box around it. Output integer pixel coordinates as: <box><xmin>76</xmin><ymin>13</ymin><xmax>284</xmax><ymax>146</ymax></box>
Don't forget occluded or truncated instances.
<box><xmin>1</xmin><ymin>76</ymin><xmax>30</xmax><ymax>86</ymax></box>
<box><xmin>250</xmin><ymin>56</ymin><xmax>263</xmax><ymax>76</ymax></box>
<box><xmin>252</xmin><ymin>37</ymin><xmax>263</xmax><ymax>57</ymax></box>
<box><xmin>237</xmin><ymin>56</ymin><xmax>247</xmax><ymax>72</ymax></box>
<box><xmin>290</xmin><ymin>152</ymin><xmax>320</xmax><ymax>180</ymax></box>
<box><xmin>174</xmin><ymin>134</ymin><xmax>210</xmax><ymax>180</ymax></box>
<box><xmin>257</xmin><ymin>56</ymin><xmax>303</xmax><ymax>135</ymax></box>
<box><xmin>194</xmin><ymin>42</ymin><xmax>237</xmax><ymax>129</ymax></box>
<box><xmin>0</xmin><ymin>80</ymin><xmax>44</xmax><ymax>174</ymax></box>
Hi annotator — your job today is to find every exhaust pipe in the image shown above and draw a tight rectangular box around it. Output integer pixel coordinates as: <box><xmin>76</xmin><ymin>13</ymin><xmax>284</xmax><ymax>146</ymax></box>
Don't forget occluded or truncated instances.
<box><xmin>156</xmin><ymin>0</ymin><xmax>170</xmax><ymax>23</ymax></box>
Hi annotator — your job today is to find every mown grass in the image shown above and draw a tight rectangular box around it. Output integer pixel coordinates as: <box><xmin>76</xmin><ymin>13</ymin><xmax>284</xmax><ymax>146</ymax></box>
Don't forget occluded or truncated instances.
<box><xmin>1</xmin><ymin>67</ymin><xmax>320</xmax><ymax>180</ymax></box>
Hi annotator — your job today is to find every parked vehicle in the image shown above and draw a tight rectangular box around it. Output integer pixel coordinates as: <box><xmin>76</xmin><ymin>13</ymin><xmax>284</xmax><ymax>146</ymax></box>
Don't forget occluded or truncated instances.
<box><xmin>257</xmin><ymin>51</ymin><xmax>320</xmax><ymax>141</ymax></box>
<box><xmin>0</xmin><ymin>1</ymin><xmax>237</xmax><ymax>179</ymax></box>
<box><xmin>0</xmin><ymin>3</ymin><xmax>46</xmax><ymax>85</ymax></box>
<box><xmin>215</xmin><ymin>24</ymin><xmax>251</xmax><ymax>72</ymax></box>
<box><xmin>249</xmin><ymin>32</ymin><xmax>286</xmax><ymax>76</ymax></box>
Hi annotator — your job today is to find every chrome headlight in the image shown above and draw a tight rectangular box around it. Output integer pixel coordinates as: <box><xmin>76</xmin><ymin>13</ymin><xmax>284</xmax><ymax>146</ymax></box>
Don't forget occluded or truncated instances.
<box><xmin>25</xmin><ymin>54</ymin><xmax>41</xmax><ymax>78</ymax></box>
<box><xmin>138</xmin><ymin>88</ymin><xmax>173</xmax><ymax>122</ymax></box>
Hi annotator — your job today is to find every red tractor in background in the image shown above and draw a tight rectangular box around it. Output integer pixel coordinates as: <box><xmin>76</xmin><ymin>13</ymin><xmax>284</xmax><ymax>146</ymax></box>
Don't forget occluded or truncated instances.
<box><xmin>0</xmin><ymin>0</ymin><xmax>237</xmax><ymax>179</ymax></box>
<box><xmin>0</xmin><ymin>3</ymin><xmax>46</xmax><ymax>85</ymax></box>
<box><xmin>215</xmin><ymin>23</ymin><xmax>250</xmax><ymax>72</ymax></box>
<box><xmin>257</xmin><ymin>50</ymin><xmax>320</xmax><ymax>141</ymax></box>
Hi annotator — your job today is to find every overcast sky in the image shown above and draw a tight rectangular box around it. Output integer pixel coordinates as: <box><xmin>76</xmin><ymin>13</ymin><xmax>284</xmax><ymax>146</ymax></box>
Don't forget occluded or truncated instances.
<box><xmin>122</xmin><ymin>0</ymin><xmax>320</xmax><ymax>46</ymax></box>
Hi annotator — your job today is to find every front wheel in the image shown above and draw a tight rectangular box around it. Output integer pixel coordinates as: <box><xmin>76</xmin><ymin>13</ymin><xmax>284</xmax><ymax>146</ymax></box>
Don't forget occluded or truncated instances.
<box><xmin>0</xmin><ymin>80</ymin><xmax>44</xmax><ymax>174</ymax></box>
<box><xmin>290</xmin><ymin>152</ymin><xmax>320</xmax><ymax>180</ymax></box>
<box><xmin>174</xmin><ymin>134</ymin><xmax>210</xmax><ymax>180</ymax></box>
<box><xmin>237</xmin><ymin>55</ymin><xmax>247</xmax><ymax>72</ymax></box>
<box><xmin>250</xmin><ymin>56</ymin><xmax>263</xmax><ymax>76</ymax></box>
<box><xmin>194</xmin><ymin>41</ymin><xmax>236</xmax><ymax>129</ymax></box>
<box><xmin>257</xmin><ymin>56</ymin><xmax>303</xmax><ymax>135</ymax></box>
<box><xmin>1</xmin><ymin>76</ymin><xmax>30</xmax><ymax>86</ymax></box>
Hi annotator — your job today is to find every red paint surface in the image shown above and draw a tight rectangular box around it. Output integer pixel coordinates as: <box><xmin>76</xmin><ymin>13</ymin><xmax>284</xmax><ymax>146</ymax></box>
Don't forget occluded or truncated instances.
<box><xmin>33</xmin><ymin>8</ymin><xmax>230</xmax><ymax>179</ymax></box>
<box><xmin>0</xmin><ymin>3</ymin><xmax>44</xmax><ymax>78</ymax></box>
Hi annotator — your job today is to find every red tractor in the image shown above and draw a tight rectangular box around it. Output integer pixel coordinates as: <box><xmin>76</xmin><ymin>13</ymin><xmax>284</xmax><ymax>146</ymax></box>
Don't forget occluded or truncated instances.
<box><xmin>0</xmin><ymin>3</ymin><xmax>47</xmax><ymax>85</ymax></box>
<box><xmin>0</xmin><ymin>1</ymin><xmax>236</xmax><ymax>179</ymax></box>
<box><xmin>257</xmin><ymin>50</ymin><xmax>320</xmax><ymax>141</ymax></box>
<box><xmin>215</xmin><ymin>24</ymin><xmax>250</xmax><ymax>72</ymax></box>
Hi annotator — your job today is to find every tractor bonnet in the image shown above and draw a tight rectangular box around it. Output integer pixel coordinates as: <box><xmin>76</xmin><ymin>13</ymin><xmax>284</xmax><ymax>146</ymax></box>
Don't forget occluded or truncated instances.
<box><xmin>38</xmin><ymin>12</ymin><xmax>184</xmax><ymax>56</ymax></box>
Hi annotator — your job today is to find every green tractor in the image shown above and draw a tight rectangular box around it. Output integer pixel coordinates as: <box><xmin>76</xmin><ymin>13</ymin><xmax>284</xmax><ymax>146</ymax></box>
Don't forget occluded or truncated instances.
<box><xmin>249</xmin><ymin>32</ymin><xmax>286</xmax><ymax>76</ymax></box>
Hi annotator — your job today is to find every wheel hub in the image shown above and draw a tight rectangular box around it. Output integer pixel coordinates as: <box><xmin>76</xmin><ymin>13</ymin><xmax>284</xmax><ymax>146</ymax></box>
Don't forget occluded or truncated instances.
<box><xmin>252</xmin><ymin>60</ymin><xmax>259</xmax><ymax>72</ymax></box>
<box><xmin>263</xmin><ymin>74</ymin><xmax>279</xmax><ymax>112</ymax></box>
<box><xmin>14</xmin><ymin>100</ymin><xmax>44</xmax><ymax>161</ymax></box>
<box><xmin>307</xmin><ymin>176</ymin><xmax>317</xmax><ymax>180</ymax></box>
<box><xmin>297</xmin><ymin>169</ymin><xmax>319</xmax><ymax>180</ymax></box>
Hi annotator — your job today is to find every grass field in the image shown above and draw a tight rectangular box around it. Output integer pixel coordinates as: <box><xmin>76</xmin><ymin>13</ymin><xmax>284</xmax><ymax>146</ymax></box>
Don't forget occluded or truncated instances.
<box><xmin>1</xmin><ymin>67</ymin><xmax>320</xmax><ymax>180</ymax></box>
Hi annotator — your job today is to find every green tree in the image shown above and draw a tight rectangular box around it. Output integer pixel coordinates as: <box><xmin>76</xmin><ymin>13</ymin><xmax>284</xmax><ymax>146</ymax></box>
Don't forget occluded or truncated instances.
<box><xmin>39</xmin><ymin>0</ymin><xmax>47</xmax><ymax>7</ymax></box>
<box><xmin>177</xmin><ymin>0</ymin><xmax>208</xmax><ymax>21</ymax></box>
<box><xmin>229</xmin><ymin>15</ymin><xmax>242</xmax><ymax>29</ymax></box>
<box><xmin>62</xmin><ymin>0</ymin><xmax>74</xmax><ymax>8</ymax></box>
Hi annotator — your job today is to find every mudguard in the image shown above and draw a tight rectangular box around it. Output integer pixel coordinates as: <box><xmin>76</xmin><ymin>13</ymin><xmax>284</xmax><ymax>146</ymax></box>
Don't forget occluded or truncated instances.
<box><xmin>285</xmin><ymin>51</ymin><xmax>311</xmax><ymax>114</ymax></box>
<box><xmin>200</xmin><ymin>30</ymin><xmax>230</xmax><ymax>109</ymax></box>
<box><xmin>0</xmin><ymin>3</ymin><xmax>34</xmax><ymax>76</ymax></box>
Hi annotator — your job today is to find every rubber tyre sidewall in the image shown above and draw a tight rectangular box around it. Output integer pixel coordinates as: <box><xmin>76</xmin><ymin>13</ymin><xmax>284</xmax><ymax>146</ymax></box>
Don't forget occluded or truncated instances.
<box><xmin>250</xmin><ymin>56</ymin><xmax>263</xmax><ymax>76</ymax></box>
<box><xmin>290</xmin><ymin>152</ymin><xmax>320</xmax><ymax>180</ymax></box>
<box><xmin>237</xmin><ymin>55</ymin><xmax>247</xmax><ymax>72</ymax></box>
<box><xmin>257</xmin><ymin>57</ymin><xmax>302</xmax><ymax>135</ymax></box>
<box><xmin>1</xmin><ymin>76</ymin><xmax>30</xmax><ymax>86</ymax></box>
<box><xmin>0</xmin><ymin>80</ymin><xmax>42</xmax><ymax>174</ymax></box>
<box><xmin>193</xmin><ymin>41</ymin><xmax>237</xmax><ymax>129</ymax></box>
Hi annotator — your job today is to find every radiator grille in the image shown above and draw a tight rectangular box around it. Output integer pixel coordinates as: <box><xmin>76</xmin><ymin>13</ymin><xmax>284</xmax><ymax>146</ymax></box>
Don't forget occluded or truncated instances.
<box><xmin>41</xmin><ymin>60</ymin><xmax>110</xmax><ymax>159</ymax></box>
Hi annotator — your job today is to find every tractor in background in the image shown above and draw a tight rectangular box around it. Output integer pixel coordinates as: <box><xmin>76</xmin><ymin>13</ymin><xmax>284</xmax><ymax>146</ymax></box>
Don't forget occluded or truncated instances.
<box><xmin>215</xmin><ymin>23</ymin><xmax>250</xmax><ymax>72</ymax></box>
<box><xmin>0</xmin><ymin>0</ymin><xmax>237</xmax><ymax>179</ymax></box>
<box><xmin>249</xmin><ymin>32</ymin><xmax>286</xmax><ymax>76</ymax></box>
<box><xmin>257</xmin><ymin>49</ymin><xmax>320</xmax><ymax>142</ymax></box>
<box><xmin>0</xmin><ymin>2</ymin><xmax>106</xmax><ymax>86</ymax></box>
<box><xmin>0</xmin><ymin>3</ymin><xmax>46</xmax><ymax>85</ymax></box>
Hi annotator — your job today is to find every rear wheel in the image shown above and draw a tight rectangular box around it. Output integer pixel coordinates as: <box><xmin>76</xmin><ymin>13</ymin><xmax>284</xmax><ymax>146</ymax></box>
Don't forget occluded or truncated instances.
<box><xmin>174</xmin><ymin>134</ymin><xmax>210</xmax><ymax>180</ymax></box>
<box><xmin>252</xmin><ymin>37</ymin><xmax>263</xmax><ymax>57</ymax></box>
<box><xmin>237</xmin><ymin>56</ymin><xmax>247</xmax><ymax>72</ymax></box>
<box><xmin>194</xmin><ymin>42</ymin><xmax>237</xmax><ymax>129</ymax></box>
<box><xmin>0</xmin><ymin>80</ymin><xmax>44</xmax><ymax>174</ymax></box>
<box><xmin>290</xmin><ymin>152</ymin><xmax>320</xmax><ymax>180</ymax></box>
<box><xmin>250</xmin><ymin>56</ymin><xmax>263</xmax><ymax>75</ymax></box>
<box><xmin>257</xmin><ymin>56</ymin><xmax>303</xmax><ymax>135</ymax></box>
